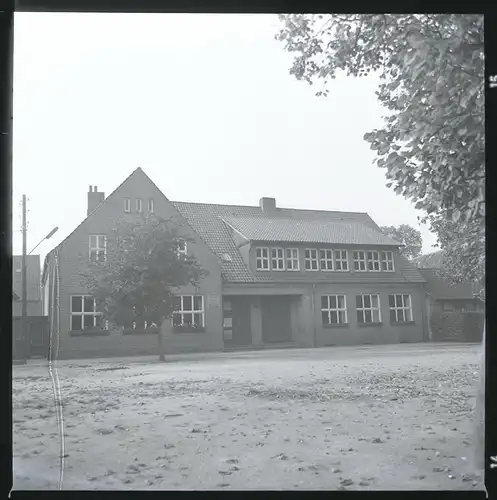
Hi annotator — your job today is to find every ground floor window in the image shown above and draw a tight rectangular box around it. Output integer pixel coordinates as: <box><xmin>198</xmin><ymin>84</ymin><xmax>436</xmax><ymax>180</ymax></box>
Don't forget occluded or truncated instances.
<box><xmin>356</xmin><ymin>294</ymin><xmax>381</xmax><ymax>324</ymax></box>
<box><xmin>321</xmin><ymin>295</ymin><xmax>347</xmax><ymax>325</ymax></box>
<box><xmin>173</xmin><ymin>295</ymin><xmax>205</xmax><ymax>329</ymax></box>
<box><xmin>70</xmin><ymin>295</ymin><xmax>106</xmax><ymax>331</ymax></box>
<box><xmin>389</xmin><ymin>294</ymin><xmax>413</xmax><ymax>323</ymax></box>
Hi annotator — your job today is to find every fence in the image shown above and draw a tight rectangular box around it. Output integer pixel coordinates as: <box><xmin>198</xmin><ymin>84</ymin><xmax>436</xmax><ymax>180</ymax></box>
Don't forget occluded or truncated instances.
<box><xmin>12</xmin><ymin>316</ymin><xmax>49</xmax><ymax>360</ymax></box>
<box><xmin>430</xmin><ymin>310</ymin><xmax>484</xmax><ymax>342</ymax></box>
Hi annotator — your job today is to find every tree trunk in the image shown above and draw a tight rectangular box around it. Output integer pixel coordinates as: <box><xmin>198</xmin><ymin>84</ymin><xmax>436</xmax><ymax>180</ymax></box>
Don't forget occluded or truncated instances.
<box><xmin>158</xmin><ymin>317</ymin><xmax>166</xmax><ymax>362</ymax></box>
<box><xmin>474</xmin><ymin>321</ymin><xmax>485</xmax><ymax>469</ymax></box>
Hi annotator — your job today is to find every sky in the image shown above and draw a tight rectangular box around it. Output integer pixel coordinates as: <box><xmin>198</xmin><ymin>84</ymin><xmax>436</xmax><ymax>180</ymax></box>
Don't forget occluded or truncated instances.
<box><xmin>12</xmin><ymin>13</ymin><xmax>438</xmax><ymax>264</ymax></box>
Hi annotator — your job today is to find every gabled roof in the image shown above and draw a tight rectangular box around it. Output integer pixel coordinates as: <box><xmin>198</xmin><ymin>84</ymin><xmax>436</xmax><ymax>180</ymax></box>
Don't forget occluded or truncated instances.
<box><xmin>418</xmin><ymin>268</ymin><xmax>476</xmax><ymax>300</ymax></box>
<box><xmin>221</xmin><ymin>216</ymin><xmax>400</xmax><ymax>246</ymax></box>
<box><xmin>41</xmin><ymin>167</ymin><xmax>423</xmax><ymax>285</ymax></box>
<box><xmin>42</xmin><ymin>167</ymin><xmax>221</xmax><ymax>283</ymax></box>
<box><xmin>413</xmin><ymin>250</ymin><xmax>444</xmax><ymax>269</ymax></box>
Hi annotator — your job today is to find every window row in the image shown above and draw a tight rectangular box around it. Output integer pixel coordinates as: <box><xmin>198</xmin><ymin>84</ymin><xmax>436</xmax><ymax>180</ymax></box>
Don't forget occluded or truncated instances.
<box><xmin>70</xmin><ymin>294</ymin><xmax>204</xmax><ymax>332</ymax></box>
<box><xmin>255</xmin><ymin>247</ymin><xmax>394</xmax><ymax>272</ymax></box>
<box><xmin>124</xmin><ymin>198</ymin><xmax>155</xmax><ymax>214</ymax></box>
<box><xmin>321</xmin><ymin>293</ymin><xmax>413</xmax><ymax>326</ymax></box>
<box><xmin>69</xmin><ymin>293</ymin><xmax>412</xmax><ymax>332</ymax></box>
<box><xmin>88</xmin><ymin>235</ymin><xmax>187</xmax><ymax>263</ymax></box>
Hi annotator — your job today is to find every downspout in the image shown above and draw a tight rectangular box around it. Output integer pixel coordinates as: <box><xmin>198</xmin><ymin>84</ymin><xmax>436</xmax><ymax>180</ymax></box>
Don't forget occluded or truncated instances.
<box><xmin>312</xmin><ymin>284</ymin><xmax>317</xmax><ymax>348</ymax></box>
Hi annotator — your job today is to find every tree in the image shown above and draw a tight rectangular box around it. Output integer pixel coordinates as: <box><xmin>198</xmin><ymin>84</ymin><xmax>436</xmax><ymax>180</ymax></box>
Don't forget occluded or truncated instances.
<box><xmin>424</xmin><ymin>213</ymin><xmax>485</xmax><ymax>299</ymax></box>
<box><xmin>276</xmin><ymin>14</ymin><xmax>485</xmax><ymax>468</ymax></box>
<box><xmin>80</xmin><ymin>215</ymin><xmax>206</xmax><ymax>362</ymax></box>
<box><xmin>380</xmin><ymin>224</ymin><xmax>422</xmax><ymax>260</ymax></box>
<box><xmin>276</xmin><ymin>14</ymin><xmax>484</xmax><ymax>223</ymax></box>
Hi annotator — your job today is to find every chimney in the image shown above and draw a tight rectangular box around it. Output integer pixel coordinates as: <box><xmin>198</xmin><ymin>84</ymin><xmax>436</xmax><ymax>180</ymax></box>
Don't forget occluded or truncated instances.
<box><xmin>260</xmin><ymin>197</ymin><xmax>276</xmax><ymax>213</ymax></box>
<box><xmin>87</xmin><ymin>185</ymin><xmax>105</xmax><ymax>215</ymax></box>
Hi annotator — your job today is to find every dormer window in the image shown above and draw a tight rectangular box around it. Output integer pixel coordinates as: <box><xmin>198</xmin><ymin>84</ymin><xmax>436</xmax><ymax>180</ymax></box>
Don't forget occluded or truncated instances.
<box><xmin>256</xmin><ymin>247</ymin><xmax>270</xmax><ymax>270</ymax></box>
<box><xmin>124</xmin><ymin>198</ymin><xmax>131</xmax><ymax>213</ymax></box>
<box><xmin>271</xmin><ymin>248</ymin><xmax>285</xmax><ymax>271</ymax></box>
<box><xmin>304</xmin><ymin>249</ymin><xmax>319</xmax><ymax>271</ymax></box>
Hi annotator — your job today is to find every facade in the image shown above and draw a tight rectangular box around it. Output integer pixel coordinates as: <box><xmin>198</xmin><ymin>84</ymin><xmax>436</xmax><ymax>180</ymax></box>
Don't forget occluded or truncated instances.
<box><xmin>42</xmin><ymin>168</ymin><xmax>429</xmax><ymax>360</ymax></box>
<box><xmin>13</xmin><ymin>255</ymin><xmax>43</xmax><ymax>317</ymax></box>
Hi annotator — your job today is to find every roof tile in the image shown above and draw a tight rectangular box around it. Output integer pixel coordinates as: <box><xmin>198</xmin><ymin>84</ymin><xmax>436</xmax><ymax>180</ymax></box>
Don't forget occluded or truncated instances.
<box><xmin>221</xmin><ymin>215</ymin><xmax>400</xmax><ymax>246</ymax></box>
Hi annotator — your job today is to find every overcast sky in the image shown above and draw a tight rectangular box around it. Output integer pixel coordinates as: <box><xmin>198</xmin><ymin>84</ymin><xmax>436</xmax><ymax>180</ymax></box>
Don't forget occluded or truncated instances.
<box><xmin>13</xmin><ymin>13</ymin><xmax>438</xmax><ymax>263</ymax></box>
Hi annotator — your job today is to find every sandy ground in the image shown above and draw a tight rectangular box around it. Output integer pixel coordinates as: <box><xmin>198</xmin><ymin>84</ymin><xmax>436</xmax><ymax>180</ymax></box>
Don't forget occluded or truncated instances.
<box><xmin>12</xmin><ymin>343</ymin><xmax>484</xmax><ymax>490</ymax></box>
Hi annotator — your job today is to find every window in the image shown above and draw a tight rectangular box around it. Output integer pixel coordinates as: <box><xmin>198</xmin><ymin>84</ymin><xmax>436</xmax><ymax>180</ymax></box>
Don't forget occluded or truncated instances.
<box><xmin>172</xmin><ymin>295</ymin><xmax>205</xmax><ymax>328</ymax></box>
<box><xmin>319</xmin><ymin>249</ymin><xmax>334</xmax><ymax>271</ymax></box>
<box><xmin>148</xmin><ymin>198</ymin><xmax>154</xmax><ymax>214</ymax></box>
<box><xmin>321</xmin><ymin>295</ymin><xmax>347</xmax><ymax>325</ymax></box>
<box><xmin>334</xmin><ymin>249</ymin><xmax>349</xmax><ymax>271</ymax></box>
<box><xmin>124</xmin><ymin>198</ymin><xmax>131</xmax><ymax>213</ymax></box>
<box><xmin>367</xmin><ymin>251</ymin><xmax>381</xmax><ymax>271</ymax></box>
<box><xmin>381</xmin><ymin>251</ymin><xmax>394</xmax><ymax>271</ymax></box>
<box><xmin>271</xmin><ymin>247</ymin><xmax>285</xmax><ymax>271</ymax></box>
<box><xmin>70</xmin><ymin>295</ymin><xmax>105</xmax><ymax>331</ymax></box>
<box><xmin>256</xmin><ymin>247</ymin><xmax>270</xmax><ymax>270</ymax></box>
<box><xmin>89</xmin><ymin>235</ymin><xmax>106</xmax><ymax>263</ymax></box>
<box><xmin>353</xmin><ymin>251</ymin><xmax>366</xmax><ymax>271</ymax></box>
<box><xmin>285</xmin><ymin>248</ymin><xmax>299</xmax><ymax>271</ymax></box>
<box><xmin>389</xmin><ymin>294</ymin><xmax>413</xmax><ymax>323</ymax></box>
<box><xmin>304</xmin><ymin>248</ymin><xmax>319</xmax><ymax>271</ymax></box>
<box><xmin>176</xmin><ymin>239</ymin><xmax>187</xmax><ymax>257</ymax></box>
<box><xmin>136</xmin><ymin>198</ymin><xmax>142</xmax><ymax>213</ymax></box>
<box><xmin>356</xmin><ymin>294</ymin><xmax>381</xmax><ymax>324</ymax></box>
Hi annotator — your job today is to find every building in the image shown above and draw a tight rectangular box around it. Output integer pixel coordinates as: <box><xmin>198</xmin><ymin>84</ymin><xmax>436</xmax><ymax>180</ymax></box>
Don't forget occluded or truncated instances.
<box><xmin>414</xmin><ymin>252</ymin><xmax>484</xmax><ymax>341</ymax></box>
<box><xmin>42</xmin><ymin>168</ymin><xmax>429</xmax><ymax>360</ymax></box>
<box><xmin>12</xmin><ymin>255</ymin><xmax>43</xmax><ymax>317</ymax></box>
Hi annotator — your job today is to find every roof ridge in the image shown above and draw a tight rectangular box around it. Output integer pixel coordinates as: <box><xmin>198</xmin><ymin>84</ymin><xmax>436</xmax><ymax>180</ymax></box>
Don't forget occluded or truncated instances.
<box><xmin>171</xmin><ymin>200</ymin><xmax>369</xmax><ymax>215</ymax></box>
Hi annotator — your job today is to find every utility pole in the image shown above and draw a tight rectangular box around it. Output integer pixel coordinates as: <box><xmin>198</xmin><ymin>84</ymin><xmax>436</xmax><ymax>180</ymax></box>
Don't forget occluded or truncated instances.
<box><xmin>21</xmin><ymin>194</ymin><xmax>28</xmax><ymax>361</ymax></box>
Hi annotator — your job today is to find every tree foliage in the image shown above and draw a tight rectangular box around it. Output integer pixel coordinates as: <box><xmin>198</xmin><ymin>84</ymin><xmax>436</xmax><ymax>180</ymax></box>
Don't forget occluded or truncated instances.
<box><xmin>380</xmin><ymin>224</ymin><xmax>422</xmax><ymax>260</ymax></box>
<box><xmin>276</xmin><ymin>14</ymin><xmax>484</xmax><ymax>223</ymax></box>
<box><xmin>79</xmin><ymin>215</ymin><xmax>206</xmax><ymax>359</ymax></box>
<box><xmin>424</xmin><ymin>213</ymin><xmax>485</xmax><ymax>299</ymax></box>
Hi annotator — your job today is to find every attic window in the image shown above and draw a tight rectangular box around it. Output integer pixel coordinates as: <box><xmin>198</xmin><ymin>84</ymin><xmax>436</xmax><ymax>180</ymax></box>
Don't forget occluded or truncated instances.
<box><xmin>176</xmin><ymin>240</ymin><xmax>187</xmax><ymax>257</ymax></box>
<box><xmin>124</xmin><ymin>198</ymin><xmax>131</xmax><ymax>213</ymax></box>
<box><xmin>148</xmin><ymin>198</ymin><xmax>154</xmax><ymax>214</ymax></box>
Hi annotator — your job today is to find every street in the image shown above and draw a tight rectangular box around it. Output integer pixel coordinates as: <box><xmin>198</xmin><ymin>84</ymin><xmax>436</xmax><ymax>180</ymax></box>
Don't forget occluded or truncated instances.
<box><xmin>13</xmin><ymin>343</ymin><xmax>484</xmax><ymax>490</ymax></box>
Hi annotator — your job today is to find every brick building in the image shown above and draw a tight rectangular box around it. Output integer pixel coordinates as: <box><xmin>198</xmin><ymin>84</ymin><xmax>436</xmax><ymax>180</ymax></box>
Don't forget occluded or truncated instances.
<box><xmin>42</xmin><ymin>168</ymin><xmax>429</xmax><ymax>359</ymax></box>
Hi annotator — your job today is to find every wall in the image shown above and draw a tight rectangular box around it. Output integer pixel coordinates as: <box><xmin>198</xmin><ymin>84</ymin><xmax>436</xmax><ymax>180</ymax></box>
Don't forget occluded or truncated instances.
<box><xmin>224</xmin><ymin>281</ymin><xmax>426</xmax><ymax>348</ymax></box>
<box><xmin>249</xmin><ymin>297</ymin><xmax>263</xmax><ymax>345</ymax></box>
<box><xmin>310</xmin><ymin>282</ymin><xmax>426</xmax><ymax>347</ymax></box>
<box><xmin>51</xmin><ymin>169</ymin><xmax>224</xmax><ymax>360</ymax></box>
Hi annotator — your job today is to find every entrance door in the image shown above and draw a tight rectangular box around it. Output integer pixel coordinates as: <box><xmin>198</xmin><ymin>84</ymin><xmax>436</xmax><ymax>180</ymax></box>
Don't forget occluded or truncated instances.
<box><xmin>261</xmin><ymin>296</ymin><xmax>292</xmax><ymax>343</ymax></box>
<box><xmin>224</xmin><ymin>297</ymin><xmax>252</xmax><ymax>347</ymax></box>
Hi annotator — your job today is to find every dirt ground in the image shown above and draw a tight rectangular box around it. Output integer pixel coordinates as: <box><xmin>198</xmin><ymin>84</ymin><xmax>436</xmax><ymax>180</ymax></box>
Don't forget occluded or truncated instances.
<box><xmin>12</xmin><ymin>343</ymin><xmax>484</xmax><ymax>490</ymax></box>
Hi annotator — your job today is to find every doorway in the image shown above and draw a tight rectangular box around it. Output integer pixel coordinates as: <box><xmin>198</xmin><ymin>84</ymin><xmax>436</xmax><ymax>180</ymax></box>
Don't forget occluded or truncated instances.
<box><xmin>261</xmin><ymin>296</ymin><xmax>292</xmax><ymax>343</ymax></box>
